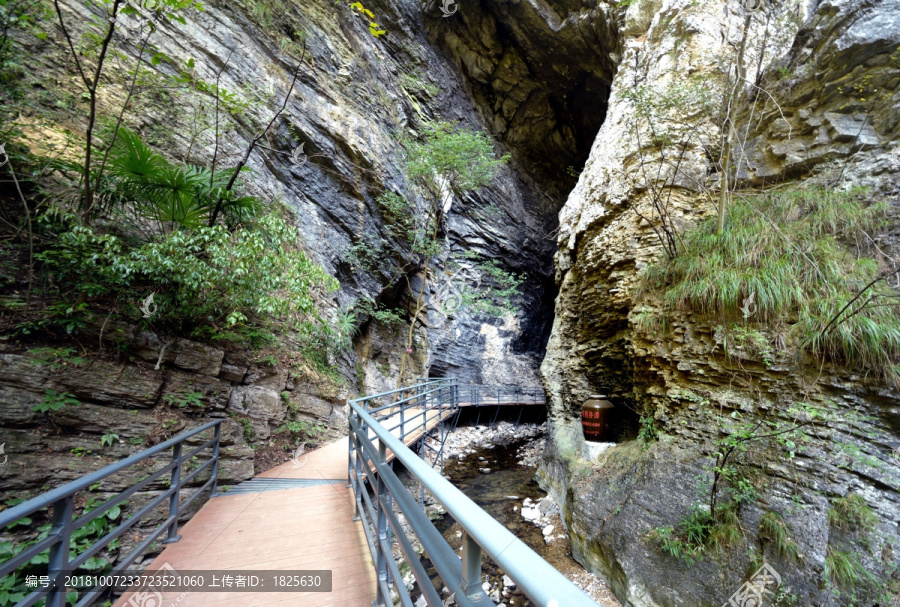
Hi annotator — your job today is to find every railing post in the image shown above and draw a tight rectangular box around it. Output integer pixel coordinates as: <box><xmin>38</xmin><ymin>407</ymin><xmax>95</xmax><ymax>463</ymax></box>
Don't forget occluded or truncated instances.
<box><xmin>459</xmin><ymin>532</ymin><xmax>484</xmax><ymax>601</ymax></box>
<box><xmin>209</xmin><ymin>423</ymin><xmax>221</xmax><ymax>498</ymax></box>
<box><xmin>375</xmin><ymin>441</ymin><xmax>388</xmax><ymax>607</ymax></box>
<box><xmin>164</xmin><ymin>442</ymin><xmax>183</xmax><ymax>543</ymax></box>
<box><xmin>353</xmin><ymin>415</ymin><xmax>363</xmax><ymax>521</ymax></box>
<box><xmin>400</xmin><ymin>399</ymin><xmax>406</xmax><ymax>443</ymax></box>
<box><xmin>347</xmin><ymin>423</ymin><xmax>353</xmax><ymax>489</ymax></box>
<box><xmin>46</xmin><ymin>496</ymin><xmax>74</xmax><ymax>607</ymax></box>
<box><xmin>384</xmin><ymin>492</ymin><xmax>393</xmax><ymax>591</ymax></box>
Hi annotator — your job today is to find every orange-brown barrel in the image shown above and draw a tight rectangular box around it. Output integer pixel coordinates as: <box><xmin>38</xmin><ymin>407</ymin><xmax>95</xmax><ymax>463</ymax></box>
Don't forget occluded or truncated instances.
<box><xmin>581</xmin><ymin>395</ymin><xmax>614</xmax><ymax>442</ymax></box>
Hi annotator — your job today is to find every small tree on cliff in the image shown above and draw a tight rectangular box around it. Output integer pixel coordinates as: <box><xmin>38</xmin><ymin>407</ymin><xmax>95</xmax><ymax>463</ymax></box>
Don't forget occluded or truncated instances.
<box><xmin>394</xmin><ymin>121</ymin><xmax>509</xmax><ymax>386</ymax></box>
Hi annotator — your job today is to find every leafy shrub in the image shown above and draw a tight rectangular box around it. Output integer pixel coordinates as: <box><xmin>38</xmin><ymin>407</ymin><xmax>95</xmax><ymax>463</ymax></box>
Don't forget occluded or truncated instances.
<box><xmin>33</xmin><ymin>389</ymin><xmax>80</xmax><ymax>413</ymax></box>
<box><xmin>0</xmin><ymin>497</ymin><xmax>123</xmax><ymax>605</ymax></box>
<box><xmin>638</xmin><ymin>415</ymin><xmax>658</xmax><ymax>442</ymax></box>
<box><xmin>37</xmin><ymin>213</ymin><xmax>337</xmax><ymax>331</ymax></box>
<box><xmin>641</xmin><ymin>188</ymin><xmax>899</xmax><ymax>382</ymax></box>
<box><xmin>404</xmin><ymin>121</ymin><xmax>510</xmax><ymax>195</ymax></box>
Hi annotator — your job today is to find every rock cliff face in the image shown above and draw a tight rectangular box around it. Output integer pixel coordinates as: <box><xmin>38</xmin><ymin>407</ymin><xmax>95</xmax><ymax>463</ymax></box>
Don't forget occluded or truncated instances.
<box><xmin>4</xmin><ymin>0</ymin><xmax>900</xmax><ymax>601</ymax></box>
<box><xmin>540</xmin><ymin>0</ymin><xmax>900</xmax><ymax>604</ymax></box>
<box><xmin>2</xmin><ymin>0</ymin><xmax>589</xmax><ymax>558</ymax></box>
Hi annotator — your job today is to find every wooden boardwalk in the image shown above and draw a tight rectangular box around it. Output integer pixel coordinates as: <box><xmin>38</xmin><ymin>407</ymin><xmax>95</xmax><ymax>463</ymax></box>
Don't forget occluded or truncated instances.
<box><xmin>371</xmin><ymin>406</ymin><xmax>455</xmax><ymax>464</ymax></box>
<box><xmin>115</xmin><ymin>406</ymin><xmax>453</xmax><ymax>607</ymax></box>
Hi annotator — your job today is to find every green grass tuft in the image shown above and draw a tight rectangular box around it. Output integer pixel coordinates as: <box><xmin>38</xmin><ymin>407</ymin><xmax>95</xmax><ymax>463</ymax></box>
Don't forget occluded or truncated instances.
<box><xmin>825</xmin><ymin>547</ymin><xmax>868</xmax><ymax>589</ymax></box>
<box><xmin>641</xmin><ymin>187</ymin><xmax>900</xmax><ymax>383</ymax></box>
<box><xmin>828</xmin><ymin>493</ymin><xmax>877</xmax><ymax>532</ymax></box>
<box><xmin>758</xmin><ymin>511</ymin><xmax>799</xmax><ymax>562</ymax></box>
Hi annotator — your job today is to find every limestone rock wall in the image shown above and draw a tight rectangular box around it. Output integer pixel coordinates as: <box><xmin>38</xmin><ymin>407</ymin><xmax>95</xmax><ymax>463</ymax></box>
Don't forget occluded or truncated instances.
<box><xmin>540</xmin><ymin>0</ymin><xmax>900</xmax><ymax>604</ymax></box>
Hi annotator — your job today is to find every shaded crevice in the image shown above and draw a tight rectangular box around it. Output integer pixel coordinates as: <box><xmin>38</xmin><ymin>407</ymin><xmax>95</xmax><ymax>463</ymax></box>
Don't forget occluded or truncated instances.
<box><xmin>426</xmin><ymin>0</ymin><xmax>618</xmax><ymax>206</ymax></box>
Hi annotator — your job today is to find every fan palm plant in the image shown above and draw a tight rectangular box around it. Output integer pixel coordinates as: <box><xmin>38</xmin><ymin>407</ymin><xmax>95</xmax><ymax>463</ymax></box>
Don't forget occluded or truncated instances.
<box><xmin>90</xmin><ymin>126</ymin><xmax>258</xmax><ymax>229</ymax></box>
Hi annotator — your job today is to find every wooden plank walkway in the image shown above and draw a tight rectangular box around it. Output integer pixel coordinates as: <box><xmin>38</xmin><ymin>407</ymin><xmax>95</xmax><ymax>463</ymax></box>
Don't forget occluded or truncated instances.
<box><xmin>373</xmin><ymin>406</ymin><xmax>455</xmax><ymax>464</ymax></box>
<box><xmin>115</xmin><ymin>437</ymin><xmax>375</xmax><ymax>607</ymax></box>
<box><xmin>115</xmin><ymin>406</ymin><xmax>454</xmax><ymax>607</ymax></box>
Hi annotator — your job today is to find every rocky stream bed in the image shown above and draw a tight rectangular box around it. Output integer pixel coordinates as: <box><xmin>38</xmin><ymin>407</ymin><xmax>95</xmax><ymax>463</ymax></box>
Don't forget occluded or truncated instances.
<box><xmin>398</xmin><ymin>422</ymin><xmax>620</xmax><ymax>607</ymax></box>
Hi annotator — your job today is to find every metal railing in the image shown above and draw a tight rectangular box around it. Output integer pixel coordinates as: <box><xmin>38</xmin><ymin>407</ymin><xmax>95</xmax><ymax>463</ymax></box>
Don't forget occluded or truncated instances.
<box><xmin>348</xmin><ymin>379</ymin><xmax>597</xmax><ymax>607</ymax></box>
<box><xmin>457</xmin><ymin>384</ymin><xmax>546</xmax><ymax>406</ymax></box>
<box><xmin>0</xmin><ymin>420</ymin><xmax>223</xmax><ymax>607</ymax></box>
<box><xmin>348</xmin><ymin>378</ymin><xmax>459</xmax><ymax>485</ymax></box>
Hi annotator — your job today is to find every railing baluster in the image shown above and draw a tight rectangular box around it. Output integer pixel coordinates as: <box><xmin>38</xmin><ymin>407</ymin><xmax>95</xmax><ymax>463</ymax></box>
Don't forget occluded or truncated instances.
<box><xmin>347</xmin><ymin>427</ymin><xmax>353</xmax><ymax>488</ymax></box>
<box><xmin>353</xmin><ymin>414</ymin><xmax>363</xmax><ymax>522</ymax></box>
<box><xmin>460</xmin><ymin>532</ymin><xmax>484</xmax><ymax>601</ymax></box>
<box><xmin>164</xmin><ymin>442</ymin><xmax>183</xmax><ymax>543</ymax></box>
<box><xmin>1</xmin><ymin>421</ymin><xmax>223</xmax><ymax>607</ymax></box>
<box><xmin>375</xmin><ymin>441</ymin><xmax>389</xmax><ymax>607</ymax></box>
<box><xmin>209</xmin><ymin>424</ymin><xmax>221</xmax><ymax>498</ymax></box>
<box><xmin>46</xmin><ymin>496</ymin><xmax>74</xmax><ymax>607</ymax></box>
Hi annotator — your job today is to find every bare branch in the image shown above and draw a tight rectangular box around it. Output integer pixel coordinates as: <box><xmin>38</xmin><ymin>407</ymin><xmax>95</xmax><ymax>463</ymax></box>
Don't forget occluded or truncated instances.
<box><xmin>209</xmin><ymin>41</ymin><xmax>306</xmax><ymax>226</ymax></box>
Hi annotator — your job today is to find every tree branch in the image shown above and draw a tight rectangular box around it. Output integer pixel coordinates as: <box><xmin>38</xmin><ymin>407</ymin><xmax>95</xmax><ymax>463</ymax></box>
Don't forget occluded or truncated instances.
<box><xmin>208</xmin><ymin>42</ymin><xmax>306</xmax><ymax>226</ymax></box>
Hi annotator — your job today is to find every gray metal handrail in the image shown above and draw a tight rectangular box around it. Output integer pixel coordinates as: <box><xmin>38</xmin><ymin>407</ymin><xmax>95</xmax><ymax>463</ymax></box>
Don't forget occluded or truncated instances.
<box><xmin>457</xmin><ymin>384</ymin><xmax>546</xmax><ymax>406</ymax></box>
<box><xmin>348</xmin><ymin>380</ymin><xmax>597</xmax><ymax>607</ymax></box>
<box><xmin>0</xmin><ymin>420</ymin><xmax>223</xmax><ymax>607</ymax></box>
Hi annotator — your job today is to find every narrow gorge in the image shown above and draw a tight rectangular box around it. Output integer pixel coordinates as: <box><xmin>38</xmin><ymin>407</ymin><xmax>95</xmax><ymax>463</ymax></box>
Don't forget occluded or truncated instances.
<box><xmin>0</xmin><ymin>0</ymin><xmax>898</xmax><ymax>605</ymax></box>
